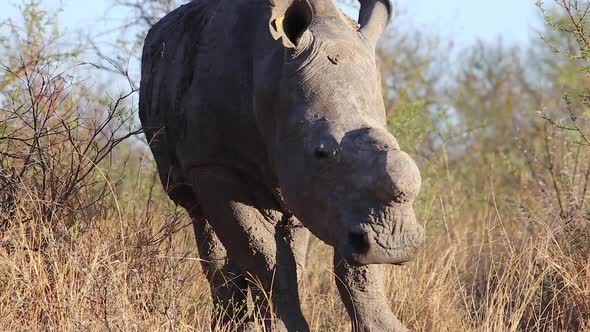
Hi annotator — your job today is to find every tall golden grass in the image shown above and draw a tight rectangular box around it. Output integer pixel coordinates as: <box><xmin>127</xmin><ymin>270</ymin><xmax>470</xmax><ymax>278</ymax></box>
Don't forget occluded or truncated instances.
<box><xmin>2</xmin><ymin>171</ymin><xmax>589</xmax><ymax>331</ymax></box>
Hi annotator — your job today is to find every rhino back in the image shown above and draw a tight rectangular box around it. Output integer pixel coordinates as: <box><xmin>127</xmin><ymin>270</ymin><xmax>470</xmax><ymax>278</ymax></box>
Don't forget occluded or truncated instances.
<box><xmin>139</xmin><ymin>0</ymin><xmax>278</xmax><ymax>206</ymax></box>
<box><xmin>140</xmin><ymin>1</ymin><xmax>214</xmax><ymax>157</ymax></box>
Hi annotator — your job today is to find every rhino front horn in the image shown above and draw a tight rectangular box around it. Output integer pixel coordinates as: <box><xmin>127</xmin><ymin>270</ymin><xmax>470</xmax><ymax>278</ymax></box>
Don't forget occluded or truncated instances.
<box><xmin>379</xmin><ymin>149</ymin><xmax>421</xmax><ymax>204</ymax></box>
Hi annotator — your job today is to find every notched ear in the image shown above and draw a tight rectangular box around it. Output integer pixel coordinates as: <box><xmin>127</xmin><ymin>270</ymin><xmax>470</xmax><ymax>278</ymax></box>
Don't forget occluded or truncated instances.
<box><xmin>270</xmin><ymin>0</ymin><xmax>313</xmax><ymax>48</ymax></box>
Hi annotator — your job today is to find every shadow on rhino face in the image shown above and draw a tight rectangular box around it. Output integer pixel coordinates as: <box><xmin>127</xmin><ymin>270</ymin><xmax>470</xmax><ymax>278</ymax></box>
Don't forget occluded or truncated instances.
<box><xmin>283</xmin><ymin>126</ymin><xmax>424</xmax><ymax>266</ymax></box>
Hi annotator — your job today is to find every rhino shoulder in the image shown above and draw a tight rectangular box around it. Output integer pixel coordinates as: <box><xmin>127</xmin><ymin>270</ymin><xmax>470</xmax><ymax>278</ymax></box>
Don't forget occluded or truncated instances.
<box><xmin>139</xmin><ymin>1</ymin><xmax>213</xmax><ymax>141</ymax></box>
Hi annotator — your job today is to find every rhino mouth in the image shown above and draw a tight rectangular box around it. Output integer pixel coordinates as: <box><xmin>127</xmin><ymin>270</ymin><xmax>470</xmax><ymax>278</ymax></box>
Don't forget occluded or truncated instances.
<box><xmin>348</xmin><ymin>230</ymin><xmax>370</xmax><ymax>255</ymax></box>
<box><xmin>338</xmin><ymin>204</ymin><xmax>424</xmax><ymax>266</ymax></box>
<box><xmin>341</xmin><ymin>230</ymin><xmax>422</xmax><ymax>266</ymax></box>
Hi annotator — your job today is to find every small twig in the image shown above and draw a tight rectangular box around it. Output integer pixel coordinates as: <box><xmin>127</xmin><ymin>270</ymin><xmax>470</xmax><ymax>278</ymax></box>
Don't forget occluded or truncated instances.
<box><xmin>543</xmin><ymin>124</ymin><xmax>565</xmax><ymax>217</ymax></box>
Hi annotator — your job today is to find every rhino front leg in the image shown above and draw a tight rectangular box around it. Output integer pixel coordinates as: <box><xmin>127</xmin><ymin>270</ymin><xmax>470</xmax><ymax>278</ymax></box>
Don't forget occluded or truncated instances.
<box><xmin>248</xmin><ymin>219</ymin><xmax>310</xmax><ymax>331</ymax></box>
<box><xmin>191</xmin><ymin>215</ymin><xmax>252</xmax><ymax>330</ymax></box>
<box><xmin>272</xmin><ymin>217</ymin><xmax>310</xmax><ymax>329</ymax></box>
<box><xmin>333</xmin><ymin>253</ymin><xmax>408</xmax><ymax>332</ymax></box>
<box><xmin>191</xmin><ymin>168</ymin><xmax>309</xmax><ymax>332</ymax></box>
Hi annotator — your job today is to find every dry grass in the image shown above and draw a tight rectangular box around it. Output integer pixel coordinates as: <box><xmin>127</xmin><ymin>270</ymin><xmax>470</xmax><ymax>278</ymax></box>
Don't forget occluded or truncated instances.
<box><xmin>1</xmin><ymin>172</ymin><xmax>589</xmax><ymax>331</ymax></box>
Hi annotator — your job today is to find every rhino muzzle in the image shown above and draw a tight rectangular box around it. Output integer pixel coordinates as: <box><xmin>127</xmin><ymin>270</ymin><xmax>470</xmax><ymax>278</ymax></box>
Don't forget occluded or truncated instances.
<box><xmin>341</xmin><ymin>203</ymin><xmax>424</xmax><ymax>265</ymax></box>
<box><xmin>336</xmin><ymin>128</ymin><xmax>424</xmax><ymax>265</ymax></box>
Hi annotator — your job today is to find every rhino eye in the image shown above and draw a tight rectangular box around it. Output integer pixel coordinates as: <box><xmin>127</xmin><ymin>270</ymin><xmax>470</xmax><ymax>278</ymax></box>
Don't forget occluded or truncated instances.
<box><xmin>314</xmin><ymin>145</ymin><xmax>337</xmax><ymax>160</ymax></box>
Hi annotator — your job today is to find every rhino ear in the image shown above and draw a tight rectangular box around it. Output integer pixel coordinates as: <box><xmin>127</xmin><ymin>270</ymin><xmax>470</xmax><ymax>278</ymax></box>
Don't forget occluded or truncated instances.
<box><xmin>270</xmin><ymin>0</ymin><xmax>313</xmax><ymax>48</ymax></box>
<box><xmin>358</xmin><ymin>0</ymin><xmax>392</xmax><ymax>47</ymax></box>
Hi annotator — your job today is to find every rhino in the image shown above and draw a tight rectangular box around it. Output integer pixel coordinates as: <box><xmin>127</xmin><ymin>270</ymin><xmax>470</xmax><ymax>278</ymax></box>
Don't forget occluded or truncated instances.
<box><xmin>139</xmin><ymin>0</ymin><xmax>423</xmax><ymax>330</ymax></box>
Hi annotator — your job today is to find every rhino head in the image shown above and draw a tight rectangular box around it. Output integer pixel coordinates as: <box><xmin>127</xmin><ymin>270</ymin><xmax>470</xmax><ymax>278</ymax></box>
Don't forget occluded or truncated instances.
<box><xmin>260</xmin><ymin>0</ymin><xmax>423</xmax><ymax>265</ymax></box>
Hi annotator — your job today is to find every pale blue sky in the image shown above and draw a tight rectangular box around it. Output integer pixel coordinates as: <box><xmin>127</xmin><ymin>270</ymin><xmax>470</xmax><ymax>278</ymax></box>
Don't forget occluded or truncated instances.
<box><xmin>398</xmin><ymin>0</ymin><xmax>541</xmax><ymax>46</ymax></box>
<box><xmin>0</xmin><ymin>0</ymin><xmax>541</xmax><ymax>47</ymax></box>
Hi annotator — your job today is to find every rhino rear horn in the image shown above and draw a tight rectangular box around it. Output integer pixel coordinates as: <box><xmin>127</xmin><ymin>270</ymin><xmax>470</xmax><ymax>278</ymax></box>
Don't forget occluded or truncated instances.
<box><xmin>358</xmin><ymin>0</ymin><xmax>392</xmax><ymax>47</ymax></box>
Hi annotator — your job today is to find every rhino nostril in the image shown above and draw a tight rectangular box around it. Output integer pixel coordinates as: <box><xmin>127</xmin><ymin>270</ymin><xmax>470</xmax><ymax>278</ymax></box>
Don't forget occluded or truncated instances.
<box><xmin>348</xmin><ymin>231</ymin><xmax>370</xmax><ymax>254</ymax></box>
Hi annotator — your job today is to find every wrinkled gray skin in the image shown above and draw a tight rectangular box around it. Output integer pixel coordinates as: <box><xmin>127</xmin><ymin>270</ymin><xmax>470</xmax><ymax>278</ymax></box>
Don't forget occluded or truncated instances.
<box><xmin>139</xmin><ymin>0</ymin><xmax>423</xmax><ymax>331</ymax></box>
